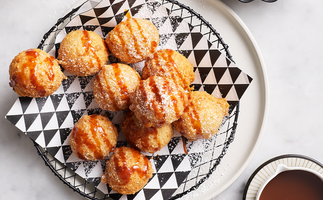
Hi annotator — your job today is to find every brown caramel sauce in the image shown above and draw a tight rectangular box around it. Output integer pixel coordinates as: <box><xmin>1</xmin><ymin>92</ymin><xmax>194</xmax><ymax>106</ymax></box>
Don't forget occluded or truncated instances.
<box><xmin>81</xmin><ymin>30</ymin><xmax>101</xmax><ymax>67</ymax></box>
<box><xmin>111</xmin><ymin>63</ymin><xmax>129</xmax><ymax>101</ymax></box>
<box><xmin>114</xmin><ymin>148</ymin><xmax>150</xmax><ymax>185</ymax></box>
<box><xmin>185</xmin><ymin>94</ymin><xmax>202</xmax><ymax>135</ymax></box>
<box><xmin>181</xmin><ymin>136</ymin><xmax>188</xmax><ymax>155</ymax></box>
<box><xmin>148</xmin><ymin>77</ymin><xmax>164</xmax><ymax>122</ymax></box>
<box><xmin>72</xmin><ymin>114</ymin><xmax>111</xmax><ymax>160</ymax></box>
<box><xmin>259</xmin><ymin>170</ymin><xmax>323</xmax><ymax>200</ymax></box>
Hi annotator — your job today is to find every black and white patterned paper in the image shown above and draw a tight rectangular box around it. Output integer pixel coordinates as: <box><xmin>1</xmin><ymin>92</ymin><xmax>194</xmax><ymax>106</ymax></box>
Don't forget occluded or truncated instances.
<box><xmin>6</xmin><ymin>0</ymin><xmax>252</xmax><ymax>199</ymax></box>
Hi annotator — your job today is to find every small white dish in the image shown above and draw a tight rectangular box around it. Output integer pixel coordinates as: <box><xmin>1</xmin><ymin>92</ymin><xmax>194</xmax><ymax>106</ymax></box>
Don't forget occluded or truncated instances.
<box><xmin>243</xmin><ymin>154</ymin><xmax>323</xmax><ymax>200</ymax></box>
<box><xmin>255</xmin><ymin>163</ymin><xmax>323</xmax><ymax>200</ymax></box>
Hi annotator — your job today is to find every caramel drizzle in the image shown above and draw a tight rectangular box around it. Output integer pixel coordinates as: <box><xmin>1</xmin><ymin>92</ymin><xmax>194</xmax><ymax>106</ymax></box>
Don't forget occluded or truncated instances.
<box><xmin>163</xmin><ymin>78</ymin><xmax>181</xmax><ymax>119</ymax></box>
<box><xmin>81</xmin><ymin>30</ymin><xmax>101</xmax><ymax>67</ymax></box>
<box><xmin>148</xmin><ymin>77</ymin><xmax>164</xmax><ymax>123</ymax></box>
<box><xmin>73</xmin><ymin>115</ymin><xmax>111</xmax><ymax>160</ymax></box>
<box><xmin>112</xmin><ymin>63</ymin><xmax>129</xmax><ymax>101</ymax></box>
<box><xmin>114</xmin><ymin>148</ymin><xmax>149</xmax><ymax>185</ymax></box>
<box><xmin>186</xmin><ymin>94</ymin><xmax>202</xmax><ymax>135</ymax></box>
<box><xmin>181</xmin><ymin>136</ymin><xmax>188</xmax><ymax>154</ymax></box>
<box><xmin>96</xmin><ymin>69</ymin><xmax>119</xmax><ymax>109</ymax></box>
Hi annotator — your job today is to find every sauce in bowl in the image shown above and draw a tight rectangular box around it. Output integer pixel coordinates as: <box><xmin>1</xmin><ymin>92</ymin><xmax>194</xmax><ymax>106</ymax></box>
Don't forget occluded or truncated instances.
<box><xmin>259</xmin><ymin>170</ymin><xmax>323</xmax><ymax>200</ymax></box>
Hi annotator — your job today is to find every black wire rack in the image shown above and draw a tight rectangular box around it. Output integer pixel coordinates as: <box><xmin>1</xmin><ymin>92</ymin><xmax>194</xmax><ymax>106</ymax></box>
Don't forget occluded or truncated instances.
<box><xmin>35</xmin><ymin>0</ymin><xmax>240</xmax><ymax>199</ymax></box>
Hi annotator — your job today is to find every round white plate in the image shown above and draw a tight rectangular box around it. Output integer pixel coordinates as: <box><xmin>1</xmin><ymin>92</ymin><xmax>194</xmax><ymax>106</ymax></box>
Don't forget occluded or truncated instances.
<box><xmin>175</xmin><ymin>0</ymin><xmax>268</xmax><ymax>199</ymax></box>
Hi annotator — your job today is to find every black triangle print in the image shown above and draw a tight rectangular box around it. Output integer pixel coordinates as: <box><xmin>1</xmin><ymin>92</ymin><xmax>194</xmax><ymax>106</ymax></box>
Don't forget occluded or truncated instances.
<box><xmin>50</xmin><ymin>94</ymin><xmax>64</xmax><ymax>111</ymax></box>
<box><xmin>209</xmin><ymin>49</ymin><xmax>222</xmax><ymax>66</ymax></box>
<box><xmin>129</xmin><ymin>4</ymin><xmax>145</xmax><ymax>17</ymax></box>
<box><xmin>229</xmin><ymin>68</ymin><xmax>242</xmax><ymax>83</ymax></box>
<box><xmin>40</xmin><ymin>112</ymin><xmax>54</xmax><ymax>129</ymax></box>
<box><xmin>188</xmin><ymin>152</ymin><xmax>203</xmax><ymax>167</ymax></box>
<box><xmin>175</xmin><ymin>171</ymin><xmax>190</xmax><ymax>186</ymax></box>
<box><xmin>71</xmin><ymin>109</ymin><xmax>86</xmax><ymax>124</ymax></box>
<box><xmin>226</xmin><ymin>57</ymin><xmax>232</xmax><ymax>66</ymax></box>
<box><xmin>170</xmin><ymin>154</ymin><xmax>186</xmax><ymax>171</ymax></box>
<box><xmin>59</xmin><ymin>128</ymin><xmax>72</xmax><ymax>144</ymax></box>
<box><xmin>109</xmin><ymin>0</ymin><xmax>116</xmax><ymax>4</ymax></box>
<box><xmin>19</xmin><ymin>97</ymin><xmax>33</xmax><ymax>114</ymax></box>
<box><xmin>190</xmin><ymin>32</ymin><xmax>203</xmax><ymax>49</ymax></box>
<box><xmin>65</xmin><ymin>161</ymin><xmax>82</xmax><ymax>172</ymax></box>
<box><xmin>143</xmin><ymin>189</ymin><xmax>160</xmax><ymax>200</ymax></box>
<box><xmin>177</xmin><ymin>50</ymin><xmax>192</xmax><ymax>58</ymax></box>
<box><xmin>157</xmin><ymin>172</ymin><xmax>173</xmax><ymax>188</ymax></box>
<box><xmin>56</xmin><ymin>111</ymin><xmax>70</xmax><ymax>127</ymax></box>
<box><xmin>158</xmin><ymin>33</ymin><xmax>173</xmax><ymax>48</ymax></box>
<box><xmin>193</xmin><ymin>50</ymin><xmax>208</xmax><ymax>67</ymax></box>
<box><xmin>111</xmin><ymin>0</ymin><xmax>126</xmax><ymax>16</ymax></box>
<box><xmin>46</xmin><ymin>146</ymin><xmax>60</xmax><ymax>157</ymax></box>
<box><xmin>115</xmin><ymin>13</ymin><xmax>125</xmax><ymax>24</ymax></box>
<box><xmin>127</xmin><ymin>190</ymin><xmax>140</xmax><ymax>200</ymax></box>
<box><xmin>84</xmin><ymin>161</ymin><xmax>97</xmax><ymax>178</ymax></box>
<box><xmin>44</xmin><ymin>129</ymin><xmax>58</xmax><ymax>146</ymax></box>
<box><xmin>167</xmin><ymin>137</ymin><xmax>181</xmax><ymax>154</ymax></box>
<box><xmin>35</xmin><ymin>97</ymin><xmax>49</xmax><ymax>112</ymax></box>
<box><xmin>248</xmin><ymin>74</ymin><xmax>253</xmax><ymax>83</ymax></box>
<box><xmin>83</xmin><ymin>92</ymin><xmax>94</xmax><ymax>108</ymax></box>
<box><xmin>62</xmin><ymin>75</ymin><xmax>77</xmax><ymax>92</ymax></box>
<box><xmin>218</xmin><ymin>85</ymin><xmax>233</xmax><ymax>98</ymax></box>
<box><xmin>62</xmin><ymin>145</ymin><xmax>73</xmax><ymax>163</ymax></box>
<box><xmin>151</xmin><ymin>17</ymin><xmax>168</xmax><ymax>30</ymax></box>
<box><xmin>55</xmin><ymin>43</ymin><xmax>61</xmax><ymax>58</ymax></box>
<box><xmin>78</xmin><ymin>76</ymin><xmax>94</xmax><ymax>90</ymax></box>
<box><xmin>83</xmin><ymin>25</ymin><xmax>100</xmax><ymax>32</ymax></box>
<box><xmin>24</xmin><ymin>113</ymin><xmax>39</xmax><ymax>131</ymax></box>
<box><xmin>234</xmin><ymin>84</ymin><xmax>250</xmax><ymax>99</ymax></box>
<box><xmin>127</xmin><ymin>0</ymin><xmax>137</xmax><ymax>8</ymax></box>
<box><xmin>192</xmin><ymin>84</ymin><xmax>202</xmax><ymax>91</ymax></box>
<box><xmin>105</xmin><ymin>110</ymin><xmax>119</xmax><ymax>122</ymax></box>
<box><xmin>66</xmin><ymin>92</ymin><xmax>81</xmax><ymax>110</ymax></box>
<box><xmin>169</xmin><ymin>16</ymin><xmax>183</xmax><ymax>32</ymax></box>
<box><xmin>203</xmin><ymin>84</ymin><xmax>217</xmax><ymax>95</ymax></box>
<box><xmin>146</xmin><ymin>1</ymin><xmax>161</xmax><ymax>14</ymax></box>
<box><xmin>6</xmin><ymin>115</ymin><xmax>22</xmax><ymax>126</ymax></box>
<box><xmin>161</xmin><ymin>188</ymin><xmax>177</xmax><ymax>200</ymax></box>
<box><xmin>188</xmin><ymin>23</ymin><xmax>194</xmax><ymax>32</ymax></box>
<box><xmin>87</xmin><ymin>108</ymin><xmax>103</xmax><ymax>115</ymax></box>
<box><xmin>153</xmin><ymin>155</ymin><xmax>169</xmax><ymax>172</ymax></box>
<box><xmin>98</xmin><ymin>17</ymin><xmax>114</xmax><ymax>26</ymax></box>
<box><xmin>93</xmin><ymin>6</ymin><xmax>110</xmax><ymax>18</ymax></box>
<box><xmin>213</xmin><ymin>67</ymin><xmax>227</xmax><ymax>83</ymax></box>
<box><xmin>27</xmin><ymin>131</ymin><xmax>42</xmax><ymax>141</ymax></box>
<box><xmin>79</xmin><ymin>15</ymin><xmax>95</xmax><ymax>25</ymax></box>
<box><xmin>198</xmin><ymin>67</ymin><xmax>212</xmax><ymax>83</ymax></box>
<box><xmin>227</xmin><ymin>101</ymin><xmax>237</xmax><ymax>113</ymax></box>
<box><xmin>101</xmin><ymin>26</ymin><xmax>115</xmax><ymax>37</ymax></box>
<box><xmin>64</xmin><ymin>26</ymin><xmax>82</xmax><ymax>34</ymax></box>
<box><xmin>174</xmin><ymin>33</ymin><xmax>190</xmax><ymax>50</ymax></box>
<box><xmin>87</xmin><ymin>177</ymin><xmax>101</xmax><ymax>187</ymax></box>
<box><xmin>109</xmin><ymin>193</ymin><xmax>123</xmax><ymax>200</ymax></box>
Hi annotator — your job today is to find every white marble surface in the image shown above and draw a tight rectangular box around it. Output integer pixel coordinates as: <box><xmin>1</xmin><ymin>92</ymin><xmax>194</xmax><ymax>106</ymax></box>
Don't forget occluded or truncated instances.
<box><xmin>1</xmin><ymin>0</ymin><xmax>323</xmax><ymax>200</ymax></box>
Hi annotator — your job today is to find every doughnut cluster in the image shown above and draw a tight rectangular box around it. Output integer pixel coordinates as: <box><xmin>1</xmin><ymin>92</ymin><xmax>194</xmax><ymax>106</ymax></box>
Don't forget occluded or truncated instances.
<box><xmin>8</xmin><ymin>17</ymin><xmax>229</xmax><ymax>195</ymax></box>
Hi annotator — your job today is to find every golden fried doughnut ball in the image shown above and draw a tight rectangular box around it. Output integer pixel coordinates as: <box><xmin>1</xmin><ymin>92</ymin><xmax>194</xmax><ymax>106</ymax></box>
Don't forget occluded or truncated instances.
<box><xmin>142</xmin><ymin>49</ymin><xmax>195</xmax><ymax>91</ymax></box>
<box><xmin>173</xmin><ymin>91</ymin><xmax>229</xmax><ymax>141</ymax></box>
<box><xmin>93</xmin><ymin>63</ymin><xmax>141</xmax><ymax>111</ymax></box>
<box><xmin>121</xmin><ymin>110</ymin><xmax>174</xmax><ymax>153</ymax></box>
<box><xmin>9</xmin><ymin>48</ymin><xmax>66</xmax><ymax>97</ymax></box>
<box><xmin>58</xmin><ymin>30</ymin><xmax>108</xmax><ymax>76</ymax></box>
<box><xmin>69</xmin><ymin>114</ymin><xmax>118</xmax><ymax>161</ymax></box>
<box><xmin>105</xmin><ymin>18</ymin><xmax>159</xmax><ymax>64</ymax></box>
<box><xmin>101</xmin><ymin>146</ymin><xmax>153</xmax><ymax>194</ymax></box>
<box><xmin>130</xmin><ymin>76</ymin><xmax>188</xmax><ymax>128</ymax></box>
